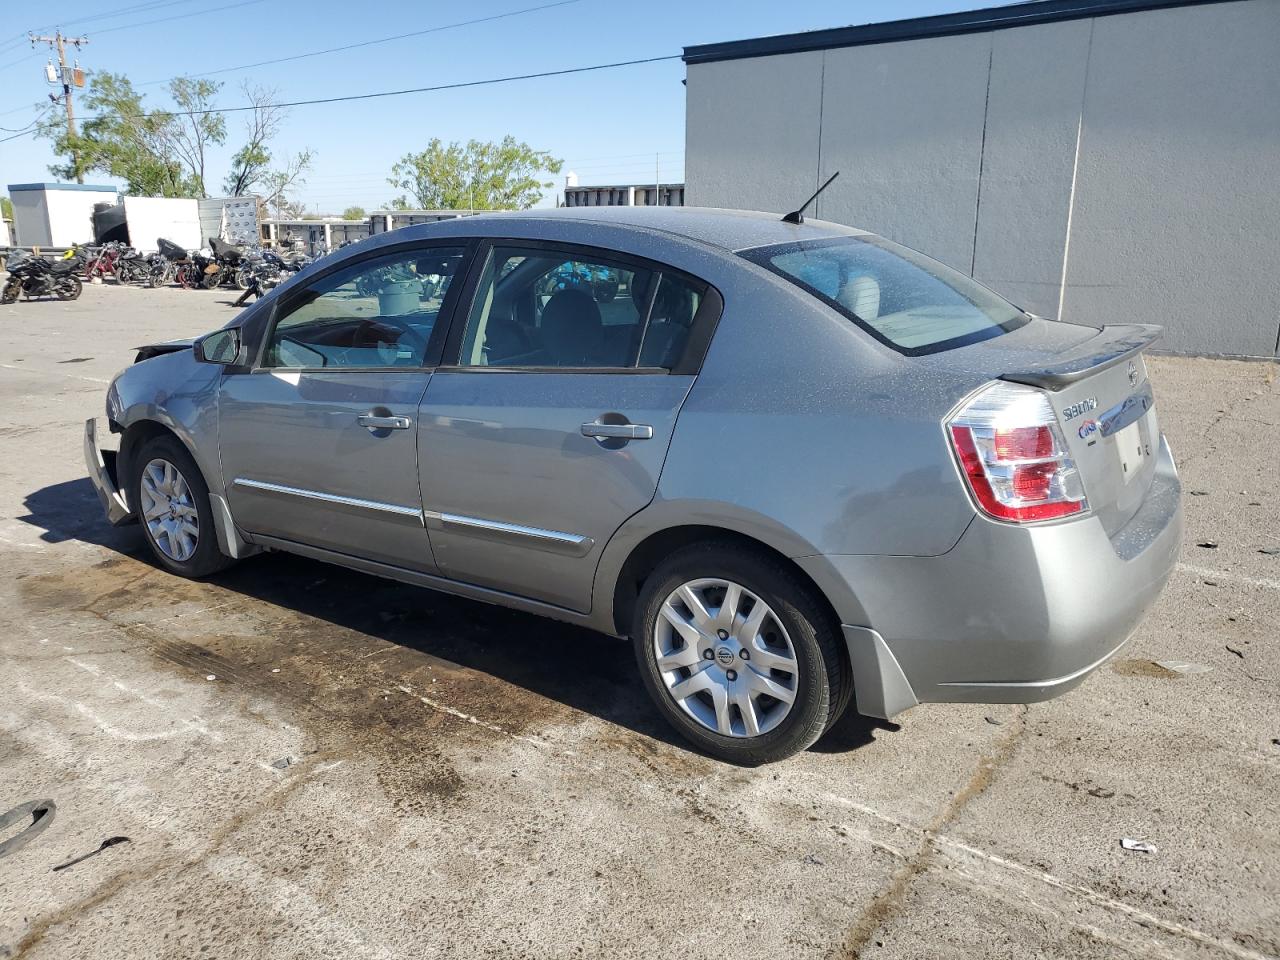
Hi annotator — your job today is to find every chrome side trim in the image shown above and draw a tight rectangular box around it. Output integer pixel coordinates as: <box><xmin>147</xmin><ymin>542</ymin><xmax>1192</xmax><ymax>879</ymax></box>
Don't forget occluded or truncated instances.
<box><xmin>424</xmin><ymin>510</ymin><xmax>595</xmax><ymax>557</ymax></box>
<box><xmin>232</xmin><ymin>477</ymin><xmax>423</xmax><ymax>521</ymax></box>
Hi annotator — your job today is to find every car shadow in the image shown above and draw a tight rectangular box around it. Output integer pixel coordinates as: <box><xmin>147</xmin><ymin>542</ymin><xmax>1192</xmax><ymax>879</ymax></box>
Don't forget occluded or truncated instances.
<box><xmin>18</xmin><ymin>477</ymin><xmax>145</xmax><ymax>553</ymax></box>
<box><xmin>22</xmin><ymin>478</ymin><xmax>897</xmax><ymax>761</ymax></box>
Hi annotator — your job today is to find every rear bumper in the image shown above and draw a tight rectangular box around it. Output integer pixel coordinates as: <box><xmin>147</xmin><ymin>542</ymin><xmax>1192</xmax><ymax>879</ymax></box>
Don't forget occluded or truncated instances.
<box><xmin>805</xmin><ymin>436</ymin><xmax>1182</xmax><ymax>718</ymax></box>
<box><xmin>84</xmin><ymin>418</ymin><xmax>133</xmax><ymax>526</ymax></box>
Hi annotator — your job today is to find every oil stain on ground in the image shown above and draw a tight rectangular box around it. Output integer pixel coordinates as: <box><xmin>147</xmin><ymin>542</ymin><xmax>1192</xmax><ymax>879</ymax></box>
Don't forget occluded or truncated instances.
<box><xmin>1111</xmin><ymin>659</ymin><xmax>1181</xmax><ymax>679</ymax></box>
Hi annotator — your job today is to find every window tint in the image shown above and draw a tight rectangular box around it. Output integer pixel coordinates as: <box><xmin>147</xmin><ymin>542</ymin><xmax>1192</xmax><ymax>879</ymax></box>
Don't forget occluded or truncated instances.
<box><xmin>263</xmin><ymin>246</ymin><xmax>465</xmax><ymax>368</ymax></box>
<box><xmin>743</xmin><ymin>237</ymin><xmax>1027</xmax><ymax>355</ymax></box>
<box><xmin>458</xmin><ymin>246</ymin><xmax>700</xmax><ymax>370</ymax></box>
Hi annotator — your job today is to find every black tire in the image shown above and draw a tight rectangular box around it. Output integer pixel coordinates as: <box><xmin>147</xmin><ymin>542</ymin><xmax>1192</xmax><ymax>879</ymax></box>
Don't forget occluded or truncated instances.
<box><xmin>632</xmin><ymin>542</ymin><xmax>851</xmax><ymax>766</ymax></box>
<box><xmin>132</xmin><ymin>433</ymin><xmax>235</xmax><ymax>579</ymax></box>
<box><xmin>1</xmin><ymin>280</ymin><xmax>18</xmax><ymax>305</ymax></box>
<box><xmin>55</xmin><ymin>276</ymin><xmax>82</xmax><ymax>301</ymax></box>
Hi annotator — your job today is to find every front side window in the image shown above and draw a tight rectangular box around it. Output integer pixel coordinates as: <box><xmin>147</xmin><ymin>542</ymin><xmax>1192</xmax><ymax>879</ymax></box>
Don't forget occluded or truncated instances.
<box><xmin>457</xmin><ymin>246</ymin><xmax>702</xmax><ymax>370</ymax></box>
<box><xmin>742</xmin><ymin>237</ymin><xmax>1027</xmax><ymax>355</ymax></box>
<box><xmin>263</xmin><ymin>246</ymin><xmax>465</xmax><ymax>368</ymax></box>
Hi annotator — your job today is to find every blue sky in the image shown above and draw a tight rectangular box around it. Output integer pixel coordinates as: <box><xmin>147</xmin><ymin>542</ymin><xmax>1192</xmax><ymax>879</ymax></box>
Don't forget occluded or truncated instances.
<box><xmin>1</xmin><ymin>0</ymin><xmax>1006</xmax><ymax>212</ymax></box>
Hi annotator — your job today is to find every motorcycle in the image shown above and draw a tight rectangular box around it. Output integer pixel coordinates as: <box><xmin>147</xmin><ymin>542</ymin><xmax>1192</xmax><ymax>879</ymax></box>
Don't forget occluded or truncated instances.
<box><xmin>2</xmin><ymin>249</ymin><xmax>84</xmax><ymax>303</ymax></box>
<box><xmin>234</xmin><ymin>248</ymin><xmax>285</xmax><ymax>291</ymax></box>
<box><xmin>174</xmin><ymin>249</ymin><xmax>222</xmax><ymax>289</ymax></box>
<box><xmin>112</xmin><ymin>245</ymin><xmax>152</xmax><ymax>286</ymax></box>
<box><xmin>209</xmin><ymin>238</ymin><xmax>247</xmax><ymax>289</ymax></box>
<box><xmin>146</xmin><ymin>252</ymin><xmax>175</xmax><ymax>288</ymax></box>
<box><xmin>83</xmin><ymin>241</ymin><xmax>121</xmax><ymax>282</ymax></box>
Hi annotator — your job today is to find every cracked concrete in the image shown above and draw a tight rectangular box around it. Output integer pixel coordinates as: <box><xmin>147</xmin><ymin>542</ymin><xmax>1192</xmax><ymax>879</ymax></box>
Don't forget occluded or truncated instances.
<box><xmin>0</xmin><ymin>286</ymin><xmax>1277</xmax><ymax>958</ymax></box>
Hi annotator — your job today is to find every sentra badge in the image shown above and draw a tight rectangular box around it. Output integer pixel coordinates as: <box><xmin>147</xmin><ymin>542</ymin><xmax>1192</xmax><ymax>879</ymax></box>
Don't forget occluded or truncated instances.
<box><xmin>1061</xmin><ymin>398</ymin><xmax>1098</xmax><ymax>422</ymax></box>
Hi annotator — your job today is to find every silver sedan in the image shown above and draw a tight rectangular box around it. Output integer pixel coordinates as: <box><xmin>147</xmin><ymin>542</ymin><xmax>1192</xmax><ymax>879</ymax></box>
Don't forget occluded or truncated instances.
<box><xmin>86</xmin><ymin>207</ymin><xmax>1182</xmax><ymax>764</ymax></box>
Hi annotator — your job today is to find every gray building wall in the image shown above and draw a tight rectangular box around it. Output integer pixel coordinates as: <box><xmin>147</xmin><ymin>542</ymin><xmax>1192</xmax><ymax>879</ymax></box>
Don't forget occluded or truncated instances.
<box><xmin>685</xmin><ymin>0</ymin><xmax>1280</xmax><ymax>356</ymax></box>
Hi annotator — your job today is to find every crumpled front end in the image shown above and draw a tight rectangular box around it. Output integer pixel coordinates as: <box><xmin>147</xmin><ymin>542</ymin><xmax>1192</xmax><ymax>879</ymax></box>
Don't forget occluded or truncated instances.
<box><xmin>84</xmin><ymin>417</ymin><xmax>133</xmax><ymax>526</ymax></box>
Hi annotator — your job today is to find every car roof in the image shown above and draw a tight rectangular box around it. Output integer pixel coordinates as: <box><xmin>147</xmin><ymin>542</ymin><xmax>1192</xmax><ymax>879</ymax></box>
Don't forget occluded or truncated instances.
<box><xmin>397</xmin><ymin>206</ymin><xmax>869</xmax><ymax>253</ymax></box>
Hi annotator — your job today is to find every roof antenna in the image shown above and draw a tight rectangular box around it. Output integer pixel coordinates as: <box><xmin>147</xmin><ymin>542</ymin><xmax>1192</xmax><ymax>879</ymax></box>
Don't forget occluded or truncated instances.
<box><xmin>782</xmin><ymin>171</ymin><xmax>839</xmax><ymax>224</ymax></box>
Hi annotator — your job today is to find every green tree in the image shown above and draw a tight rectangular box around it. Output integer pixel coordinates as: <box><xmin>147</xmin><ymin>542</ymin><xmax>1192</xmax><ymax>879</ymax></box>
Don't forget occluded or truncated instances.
<box><xmin>342</xmin><ymin>206</ymin><xmax>366</xmax><ymax>220</ymax></box>
<box><xmin>39</xmin><ymin>71</ymin><xmax>200</xmax><ymax>196</ymax></box>
<box><xmin>387</xmin><ymin>136</ymin><xmax>561</xmax><ymax>211</ymax></box>
<box><xmin>0</xmin><ymin>197</ymin><xmax>11</xmax><ymax>220</ymax></box>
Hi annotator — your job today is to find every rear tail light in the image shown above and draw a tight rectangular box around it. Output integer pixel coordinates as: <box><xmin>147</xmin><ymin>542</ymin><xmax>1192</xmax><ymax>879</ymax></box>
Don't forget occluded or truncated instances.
<box><xmin>947</xmin><ymin>382</ymin><xmax>1087</xmax><ymax>523</ymax></box>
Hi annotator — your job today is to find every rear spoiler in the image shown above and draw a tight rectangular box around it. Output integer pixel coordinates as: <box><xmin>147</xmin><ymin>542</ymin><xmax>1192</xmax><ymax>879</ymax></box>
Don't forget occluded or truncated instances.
<box><xmin>1000</xmin><ymin>324</ymin><xmax>1162</xmax><ymax>391</ymax></box>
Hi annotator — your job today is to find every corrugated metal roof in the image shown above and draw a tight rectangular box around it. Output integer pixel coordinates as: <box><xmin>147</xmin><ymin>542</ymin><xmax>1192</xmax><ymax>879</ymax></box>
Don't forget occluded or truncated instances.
<box><xmin>683</xmin><ymin>0</ymin><xmax>1233</xmax><ymax>64</ymax></box>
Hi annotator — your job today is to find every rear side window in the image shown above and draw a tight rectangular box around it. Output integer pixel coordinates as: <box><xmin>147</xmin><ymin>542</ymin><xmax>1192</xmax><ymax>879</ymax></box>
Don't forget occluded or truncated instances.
<box><xmin>457</xmin><ymin>245</ymin><xmax>703</xmax><ymax>370</ymax></box>
<box><xmin>742</xmin><ymin>237</ymin><xmax>1027</xmax><ymax>355</ymax></box>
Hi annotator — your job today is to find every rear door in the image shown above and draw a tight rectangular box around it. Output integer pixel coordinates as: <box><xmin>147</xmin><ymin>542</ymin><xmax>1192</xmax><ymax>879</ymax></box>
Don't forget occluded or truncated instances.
<box><xmin>417</xmin><ymin>240</ymin><xmax>719</xmax><ymax>612</ymax></box>
<box><xmin>219</xmin><ymin>243</ymin><xmax>469</xmax><ymax>572</ymax></box>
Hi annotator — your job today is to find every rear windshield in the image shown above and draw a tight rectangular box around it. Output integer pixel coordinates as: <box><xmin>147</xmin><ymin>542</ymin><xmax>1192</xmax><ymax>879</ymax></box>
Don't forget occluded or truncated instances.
<box><xmin>741</xmin><ymin>237</ymin><xmax>1027</xmax><ymax>355</ymax></box>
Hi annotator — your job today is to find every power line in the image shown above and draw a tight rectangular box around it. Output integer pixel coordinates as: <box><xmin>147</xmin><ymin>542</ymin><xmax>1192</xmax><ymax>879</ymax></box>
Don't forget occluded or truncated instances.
<box><xmin>92</xmin><ymin>0</ymin><xmax>268</xmax><ymax>38</ymax></box>
<box><xmin>36</xmin><ymin>0</ymin><xmax>192</xmax><ymax>33</ymax></box>
<box><xmin>140</xmin><ymin>0</ymin><xmax>582</xmax><ymax>85</ymax></box>
<box><xmin>2</xmin><ymin>53</ymin><xmax>691</xmax><ymax>146</ymax></box>
<box><xmin>0</xmin><ymin>105</ymin><xmax>54</xmax><ymax>133</ymax></box>
<box><xmin>78</xmin><ymin>53</ymin><xmax>682</xmax><ymax>122</ymax></box>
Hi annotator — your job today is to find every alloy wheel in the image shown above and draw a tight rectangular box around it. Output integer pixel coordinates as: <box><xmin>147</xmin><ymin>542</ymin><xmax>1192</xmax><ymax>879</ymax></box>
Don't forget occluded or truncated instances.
<box><xmin>140</xmin><ymin>458</ymin><xmax>199</xmax><ymax>562</ymax></box>
<box><xmin>652</xmin><ymin>578</ymin><xmax>799</xmax><ymax>738</ymax></box>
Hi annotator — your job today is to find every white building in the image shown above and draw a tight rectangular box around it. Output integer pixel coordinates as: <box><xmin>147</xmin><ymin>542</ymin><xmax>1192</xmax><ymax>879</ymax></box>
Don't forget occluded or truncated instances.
<box><xmin>683</xmin><ymin>0</ymin><xmax>1280</xmax><ymax>357</ymax></box>
<box><xmin>7</xmin><ymin>182</ymin><xmax>117</xmax><ymax>247</ymax></box>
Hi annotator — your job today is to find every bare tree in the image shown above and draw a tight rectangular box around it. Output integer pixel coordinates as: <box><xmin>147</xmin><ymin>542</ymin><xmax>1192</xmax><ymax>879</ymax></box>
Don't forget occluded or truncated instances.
<box><xmin>223</xmin><ymin>83</ymin><xmax>285</xmax><ymax>197</ymax></box>
<box><xmin>164</xmin><ymin>77</ymin><xmax>226</xmax><ymax>197</ymax></box>
<box><xmin>262</xmin><ymin>150</ymin><xmax>315</xmax><ymax>219</ymax></box>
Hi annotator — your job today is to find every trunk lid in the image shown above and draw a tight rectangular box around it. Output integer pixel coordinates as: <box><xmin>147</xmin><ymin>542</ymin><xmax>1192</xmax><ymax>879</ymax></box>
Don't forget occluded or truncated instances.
<box><xmin>925</xmin><ymin>320</ymin><xmax>1163</xmax><ymax>536</ymax></box>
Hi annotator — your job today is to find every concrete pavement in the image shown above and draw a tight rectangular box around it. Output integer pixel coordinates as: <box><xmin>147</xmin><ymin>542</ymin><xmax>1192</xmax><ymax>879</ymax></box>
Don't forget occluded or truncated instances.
<box><xmin>0</xmin><ymin>283</ymin><xmax>1276</xmax><ymax>959</ymax></box>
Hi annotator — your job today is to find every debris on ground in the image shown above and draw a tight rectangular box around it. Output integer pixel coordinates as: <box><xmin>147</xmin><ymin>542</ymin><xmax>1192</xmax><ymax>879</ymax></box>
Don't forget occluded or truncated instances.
<box><xmin>270</xmin><ymin>756</ymin><xmax>295</xmax><ymax>770</ymax></box>
<box><xmin>984</xmin><ymin>716</ymin><xmax>1003</xmax><ymax>725</ymax></box>
<box><xmin>205</xmin><ymin>674</ymin><xmax>217</xmax><ymax>681</ymax></box>
<box><xmin>1189</xmin><ymin>490</ymin><xmax>1209</xmax><ymax>496</ymax></box>
<box><xmin>1197</xmin><ymin>541</ymin><xmax>1218</xmax><ymax>549</ymax></box>
<box><xmin>1155</xmin><ymin>660</ymin><xmax>1212</xmax><ymax>675</ymax></box>
<box><xmin>802</xmin><ymin>853</ymin><xmax>825</xmax><ymax>866</ymax></box>
<box><xmin>1260</xmin><ymin>546</ymin><xmax>1280</xmax><ymax>555</ymax></box>
<box><xmin>52</xmin><ymin>836</ymin><xmax>129</xmax><ymax>872</ymax></box>
<box><xmin>1120</xmin><ymin>838</ymin><xmax>1158</xmax><ymax>854</ymax></box>
<box><xmin>1226</xmin><ymin>646</ymin><xmax>1245</xmax><ymax>659</ymax></box>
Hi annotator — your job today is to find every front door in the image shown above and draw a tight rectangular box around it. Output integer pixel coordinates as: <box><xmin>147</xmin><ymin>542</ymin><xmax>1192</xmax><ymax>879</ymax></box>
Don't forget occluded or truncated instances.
<box><xmin>418</xmin><ymin>242</ymin><xmax>713</xmax><ymax>611</ymax></box>
<box><xmin>219</xmin><ymin>243</ymin><xmax>468</xmax><ymax>572</ymax></box>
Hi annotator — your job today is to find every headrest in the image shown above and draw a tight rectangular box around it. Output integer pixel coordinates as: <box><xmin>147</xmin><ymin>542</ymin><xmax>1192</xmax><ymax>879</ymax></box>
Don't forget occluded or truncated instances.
<box><xmin>541</xmin><ymin>289</ymin><xmax>603</xmax><ymax>366</ymax></box>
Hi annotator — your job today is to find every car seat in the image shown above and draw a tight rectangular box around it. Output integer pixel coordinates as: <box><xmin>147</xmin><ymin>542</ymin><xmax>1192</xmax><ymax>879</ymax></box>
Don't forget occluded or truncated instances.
<box><xmin>540</xmin><ymin>289</ymin><xmax>605</xmax><ymax>366</ymax></box>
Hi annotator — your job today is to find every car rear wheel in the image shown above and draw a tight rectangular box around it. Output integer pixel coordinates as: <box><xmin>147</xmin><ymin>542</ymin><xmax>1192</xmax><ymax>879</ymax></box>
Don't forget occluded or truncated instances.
<box><xmin>632</xmin><ymin>543</ymin><xmax>850</xmax><ymax>765</ymax></box>
<box><xmin>133</xmin><ymin>434</ymin><xmax>235</xmax><ymax>578</ymax></box>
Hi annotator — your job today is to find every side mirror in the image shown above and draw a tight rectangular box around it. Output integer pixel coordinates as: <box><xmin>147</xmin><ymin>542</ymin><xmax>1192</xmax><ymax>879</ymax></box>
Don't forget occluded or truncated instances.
<box><xmin>195</xmin><ymin>328</ymin><xmax>242</xmax><ymax>365</ymax></box>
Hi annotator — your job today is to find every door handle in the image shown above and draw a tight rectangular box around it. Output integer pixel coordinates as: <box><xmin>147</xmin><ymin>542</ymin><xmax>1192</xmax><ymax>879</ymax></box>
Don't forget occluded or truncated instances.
<box><xmin>581</xmin><ymin>421</ymin><xmax>654</xmax><ymax>440</ymax></box>
<box><xmin>357</xmin><ymin>414</ymin><xmax>411</xmax><ymax>431</ymax></box>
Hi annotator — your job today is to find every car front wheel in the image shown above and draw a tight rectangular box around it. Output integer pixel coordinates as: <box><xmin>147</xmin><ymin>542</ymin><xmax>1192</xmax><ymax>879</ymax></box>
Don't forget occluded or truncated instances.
<box><xmin>133</xmin><ymin>434</ymin><xmax>235</xmax><ymax>578</ymax></box>
<box><xmin>633</xmin><ymin>543</ymin><xmax>850</xmax><ymax>765</ymax></box>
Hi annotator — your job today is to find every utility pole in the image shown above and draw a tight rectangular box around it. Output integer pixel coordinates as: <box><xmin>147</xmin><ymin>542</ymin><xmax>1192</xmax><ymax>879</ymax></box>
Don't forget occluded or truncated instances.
<box><xmin>30</xmin><ymin>32</ymin><xmax>89</xmax><ymax>184</ymax></box>
<box><xmin>654</xmin><ymin>152</ymin><xmax>660</xmax><ymax>208</ymax></box>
